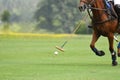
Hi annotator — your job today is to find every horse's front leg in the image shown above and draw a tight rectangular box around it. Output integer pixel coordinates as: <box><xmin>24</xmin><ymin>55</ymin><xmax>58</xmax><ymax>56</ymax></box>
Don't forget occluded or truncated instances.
<box><xmin>90</xmin><ymin>31</ymin><xmax>105</xmax><ymax>56</ymax></box>
<box><xmin>108</xmin><ymin>34</ymin><xmax>118</xmax><ymax>66</ymax></box>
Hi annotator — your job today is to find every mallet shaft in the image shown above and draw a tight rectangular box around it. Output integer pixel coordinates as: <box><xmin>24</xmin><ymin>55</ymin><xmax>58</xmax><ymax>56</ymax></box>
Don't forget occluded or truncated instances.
<box><xmin>55</xmin><ymin>13</ymin><xmax>88</xmax><ymax>52</ymax></box>
<box><xmin>61</xmin><ymin>41</ymin><xmax>68</xmax><ymax>48</ymax></box>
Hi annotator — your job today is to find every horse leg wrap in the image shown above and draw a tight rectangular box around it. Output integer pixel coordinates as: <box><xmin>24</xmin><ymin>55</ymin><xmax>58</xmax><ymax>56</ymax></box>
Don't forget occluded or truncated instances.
<box><xmin>92</xmin><ymin>48</ymin><xmax>101</xmax><ymax>56</ymax></box>
<box><xmin>111</xmin><ymin>51</ymin><xmax>118</xmax><ymax>66</ymax></box>
<box><xmin>91</xmin><ymin>47</ymin><xmax>105</xmax><ymax>56</ymax></box>
<box><xmin>111</xmin><ymin>51</ymin><xmax>116</xmax><ymax>61</ymax></box>
<box><xmin>92</xmin><ymin>47</ymin><xmax>98</xmax><ymax>54</ymax></box>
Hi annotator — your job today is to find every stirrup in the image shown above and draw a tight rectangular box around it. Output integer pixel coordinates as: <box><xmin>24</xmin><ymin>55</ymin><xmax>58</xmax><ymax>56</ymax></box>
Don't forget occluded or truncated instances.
<box><xmin>88</xmin><ymin>25</ymin><xmax>93</xmax><ymax>28</ymax></box>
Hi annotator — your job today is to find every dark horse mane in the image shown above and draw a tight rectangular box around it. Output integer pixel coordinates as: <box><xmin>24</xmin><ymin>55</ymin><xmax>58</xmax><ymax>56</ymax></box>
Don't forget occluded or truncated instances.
<box><xmin>79</xmin><ymin>0</ymin><xmax>119</xmax><ymax>66</ymax></box>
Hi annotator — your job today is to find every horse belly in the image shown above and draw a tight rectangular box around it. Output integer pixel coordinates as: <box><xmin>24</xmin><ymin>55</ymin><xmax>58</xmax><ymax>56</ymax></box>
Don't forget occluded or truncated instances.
<box><xmin>95</xmin><ymin>26</ymin><xmax>112</xmax><ymax>36</ymax></box>
<box><xmin>94</xmin><ymin>21</ymin><xmax>118</xmax><ymax>36</ymax></box>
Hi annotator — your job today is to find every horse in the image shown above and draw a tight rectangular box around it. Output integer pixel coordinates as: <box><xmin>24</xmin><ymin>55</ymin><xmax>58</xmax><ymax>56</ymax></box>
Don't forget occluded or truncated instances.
<box><xmin>79</xmin><ymin>0</ymin><xmax>119</xmax><ymax>66</ymax></box>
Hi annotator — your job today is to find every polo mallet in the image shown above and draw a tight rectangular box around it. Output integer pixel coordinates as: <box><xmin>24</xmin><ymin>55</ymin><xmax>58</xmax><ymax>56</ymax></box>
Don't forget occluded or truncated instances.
<box><xmin>55</xmin><ymin>41</ymin><xmax>67</xmax><ymax>52</ymax></box>
<box><xmin>55</xmin><ymin>14</ymin><xmax>88</xmax><ymax>52</ymax></box>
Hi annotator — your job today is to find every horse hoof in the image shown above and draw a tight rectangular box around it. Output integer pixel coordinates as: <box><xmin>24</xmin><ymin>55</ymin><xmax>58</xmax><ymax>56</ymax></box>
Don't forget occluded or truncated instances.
<box><xmin>100</xmin><ymin>51</ymin><xmax>105</xmax><ymax>56</ymax></box>
<box><xmin>118</xmin><ymin>53</ymin><xmax>120</xmax><ymax>57</ymax></box>
<box><xmin>112</xmin><ymin>61</ymin><xmax>118</xmax><ymax>66</ymax></box>
<box><xmin>96</xmin><ymin>51</ymin><xmax>105</xmax><ymax>56</ymax></box>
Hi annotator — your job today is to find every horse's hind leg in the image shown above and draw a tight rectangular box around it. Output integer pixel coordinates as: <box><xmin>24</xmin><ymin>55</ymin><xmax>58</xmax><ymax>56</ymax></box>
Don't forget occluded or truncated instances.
<box><xmin>90</xmin><ymin>31</ymin><xmax>105</xmax><ymax>56</ymax></box>
<box><xmin>108</xmin><ymin>34</ymin><xmax>118</xmax><ymax>66</ymax></box>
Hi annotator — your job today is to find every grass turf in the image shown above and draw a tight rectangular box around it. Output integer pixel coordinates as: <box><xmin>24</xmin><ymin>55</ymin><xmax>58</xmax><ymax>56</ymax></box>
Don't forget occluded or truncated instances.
<box><xmin>0</xmin><ymin>35</ymin><xmax>120</xmax><ymax>80</ymax></box>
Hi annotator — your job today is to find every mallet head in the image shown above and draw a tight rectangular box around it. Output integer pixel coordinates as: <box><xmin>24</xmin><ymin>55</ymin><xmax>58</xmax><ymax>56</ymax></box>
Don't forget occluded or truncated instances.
<box><xmin>55</xmin><ymin>46</ymin><xmax>64</xmax><ymax>52</ymax></box>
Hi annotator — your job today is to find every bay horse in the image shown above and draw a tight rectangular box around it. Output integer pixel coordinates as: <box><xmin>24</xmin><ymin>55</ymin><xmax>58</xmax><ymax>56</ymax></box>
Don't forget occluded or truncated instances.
<box><xmin>79</xmin><ymin>0</ymin><xmax>119</xmax><ymax>66</ymax></box>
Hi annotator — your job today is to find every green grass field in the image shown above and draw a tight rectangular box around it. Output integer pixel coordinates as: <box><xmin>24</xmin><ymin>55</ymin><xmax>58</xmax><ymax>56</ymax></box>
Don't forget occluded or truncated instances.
<box><xmin>0</xmin><ymin>35</ymin><xmax>120</xmax><ymax>80</ymax></box>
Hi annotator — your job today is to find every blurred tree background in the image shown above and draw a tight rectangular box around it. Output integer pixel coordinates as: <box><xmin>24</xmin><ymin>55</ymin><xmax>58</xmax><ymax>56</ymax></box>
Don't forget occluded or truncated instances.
<box><xmin>0</xmin><ymin>0</ymin><xmax>92</xmax><ymax>34</ymax></box>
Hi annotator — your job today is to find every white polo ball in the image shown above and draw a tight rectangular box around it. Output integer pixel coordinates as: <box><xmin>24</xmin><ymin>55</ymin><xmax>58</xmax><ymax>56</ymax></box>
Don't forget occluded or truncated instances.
<box><xmin>54</xmin><ymin>51</ymin><xmax>58</xmax><ymax>55</ymax></box>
